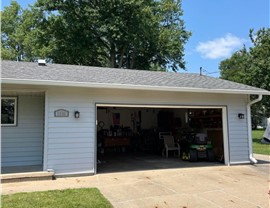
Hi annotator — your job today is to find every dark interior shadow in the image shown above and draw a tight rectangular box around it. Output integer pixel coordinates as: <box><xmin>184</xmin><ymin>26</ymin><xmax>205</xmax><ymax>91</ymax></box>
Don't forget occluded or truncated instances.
<box><xmin>97</xmin><ymin>152</ymin><xmax>224</xmax><ymax>174</ymax></box>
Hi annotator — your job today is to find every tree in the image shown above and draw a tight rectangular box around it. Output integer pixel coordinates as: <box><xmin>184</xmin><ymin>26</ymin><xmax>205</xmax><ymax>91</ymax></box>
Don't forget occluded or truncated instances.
<box><xmin>1</xmin><ymin>0</ymin><xmax>191</xmax><ymax>71</ymax></box>
<box><xmin>1</xmin><ymin>1</ymin><xmax>23</xmax><ymax>61</ymax></box>
<box><xmin>219</xmin><ymin>46</ymin><xmax>249</xmax><ymax>84</ymax></box>
<box><xmin>1</xmin><ymin>1</ymin><xmax>50</xmax><ymax>61</ymax></box>
<box><xmin>220</xmin><ymin>28</ymin><xmax>270</xmax><ymax>127</ymax></box>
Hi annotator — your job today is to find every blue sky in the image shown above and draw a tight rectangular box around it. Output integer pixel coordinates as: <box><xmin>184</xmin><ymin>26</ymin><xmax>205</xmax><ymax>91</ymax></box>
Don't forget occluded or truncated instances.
<box><xmin>182</xmin><ymin>0</ymin><xmax>269</xmax><ymax>76</ymax></box>
<box><xmin>2</xmin><ymin>0</ymin><xmax>270</xmax><ymax>76</ymax></box>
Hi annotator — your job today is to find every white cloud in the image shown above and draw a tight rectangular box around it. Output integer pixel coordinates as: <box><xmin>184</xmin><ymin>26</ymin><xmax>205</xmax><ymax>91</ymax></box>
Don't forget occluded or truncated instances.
<box><xmin>196</xmin><ymin>34</ymin><xmax>245</xmax><ymax>59</ymax></box>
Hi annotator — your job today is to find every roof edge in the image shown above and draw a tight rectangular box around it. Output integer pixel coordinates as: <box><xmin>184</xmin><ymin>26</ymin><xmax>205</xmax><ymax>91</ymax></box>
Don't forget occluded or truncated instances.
<box><xmin>2</xmin><ymin>78</ymin><xmax>270</xmax><ymax>95</ymax></box>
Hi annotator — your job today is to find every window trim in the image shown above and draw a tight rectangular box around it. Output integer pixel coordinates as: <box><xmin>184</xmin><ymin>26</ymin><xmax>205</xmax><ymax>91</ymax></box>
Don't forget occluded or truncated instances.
<box><xmin>1</xmin><ymin>97</ymin><xmax>18</xmax><ymax>127</ymax></box>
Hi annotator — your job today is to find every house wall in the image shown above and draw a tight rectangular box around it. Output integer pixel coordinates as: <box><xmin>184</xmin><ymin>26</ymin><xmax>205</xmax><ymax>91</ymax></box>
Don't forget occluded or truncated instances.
<box><xmin>45</xmin><ymin>89</ymin><xmax>95</xmax><ymax>175</ymax></box>
<box><xmin>1</xmin><ymin>84</ymin><xmax>250</xmax><ymax>174</ymax></box>
<box><xmin>44</xmin><ymin>86</ymin><xmax>249</xmax><ymax>174</ymax></box>
<box><xmin>1</xmin><ymin>94</ymin><xmax>44</xmax><ymax>167</ymax></box>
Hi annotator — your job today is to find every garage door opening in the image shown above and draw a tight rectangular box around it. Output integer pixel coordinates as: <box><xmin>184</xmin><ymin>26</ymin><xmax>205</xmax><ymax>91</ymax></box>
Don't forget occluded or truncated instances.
<box><xmin>96</xmin><ymin>104</ymin><xmax>227</xmax><ymax>173</ymax></box>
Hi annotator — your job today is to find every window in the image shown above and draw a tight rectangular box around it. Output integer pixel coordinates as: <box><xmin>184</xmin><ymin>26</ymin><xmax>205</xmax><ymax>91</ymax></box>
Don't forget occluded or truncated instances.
<box><xmin>1</xmin><ymin>97</ymin><xmax>17</xmax><ymax>126</ymax></box>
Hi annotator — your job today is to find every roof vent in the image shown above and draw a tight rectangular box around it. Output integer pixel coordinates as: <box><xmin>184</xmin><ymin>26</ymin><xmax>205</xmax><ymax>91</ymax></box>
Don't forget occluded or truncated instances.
<box><xmin>38</xmin><ymin>59</ymin><xmax>46</xmax><ymax>66</ymax></box>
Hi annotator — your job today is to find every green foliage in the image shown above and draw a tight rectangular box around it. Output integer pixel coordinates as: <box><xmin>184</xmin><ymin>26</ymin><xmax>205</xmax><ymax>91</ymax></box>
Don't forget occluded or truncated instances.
<box><xmin>1</xmin><ymin>0</ymin><xmax>191</xmax><ymax>71</ymax></box>
<box><xmin>1</xmin><ymin>1</ymin><xmax>47</xmax><ymax>61</ymax></box>
<box><xmin>1</xmin><ymin>1</ymin><xmax>23</xmax><ymax>60</ymax></box>
<box><xmin>220</xmin><ymin>28</ymin><xmax>270</xmax><ymax>126</ymax></box>
<box><xmin>2</xmin><ymin>188</ymin><xmax>113</xmax><ymax>208</ymax></box>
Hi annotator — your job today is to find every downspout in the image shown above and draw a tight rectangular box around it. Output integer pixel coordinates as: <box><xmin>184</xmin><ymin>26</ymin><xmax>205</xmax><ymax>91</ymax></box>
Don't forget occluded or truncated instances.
<box><xmin>247</xmin><ymin>94</ymin><xmax>263</xmax><ymax>164</ymax></box>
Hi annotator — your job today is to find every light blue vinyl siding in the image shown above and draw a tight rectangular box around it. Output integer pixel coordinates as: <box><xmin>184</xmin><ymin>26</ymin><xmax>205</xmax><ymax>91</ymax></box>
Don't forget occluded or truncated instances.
<box><xmin>46</xmin><ymin>89</ymin><xmax>95</xmax><ymax>175</ymax></box>
<box><xmin>45</xmin><ymin>87</ymin><xmax>250</xmax><ymax>175</ymax></box>
<box><xmin>1</xmin><ymin>95</ymin><xmax>44</xmax><ymax>167</ymax></box>
<box><xmin>227</xmin><ymin>105</ymin><xmax>249</xmax><ymax>162</ymax></box>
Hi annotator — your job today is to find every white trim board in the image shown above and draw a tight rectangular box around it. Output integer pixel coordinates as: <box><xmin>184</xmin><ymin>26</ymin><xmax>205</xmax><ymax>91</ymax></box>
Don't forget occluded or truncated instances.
<box><xmin>96</xmin><ymin>103</ymin><xmax>226</xmax><ymax>109</ymax></box>
<box><xmin>2</xmin><ymin>78</ymin><xmax>270</xmax><ymax>95</ymax></box>
<box><xmin>43</xmin><ymin>91</ymin><xmax>49</xmax><ymax>171</ymax></box>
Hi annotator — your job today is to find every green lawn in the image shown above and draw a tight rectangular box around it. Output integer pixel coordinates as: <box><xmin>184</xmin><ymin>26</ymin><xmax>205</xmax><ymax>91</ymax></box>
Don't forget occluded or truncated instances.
<box><xmin>2</xmin><ymin>188</ymin><xmax>113</xmax><ymax>208</ymax></box>
<box><xmin>252</xmin><ymin>129</ymin><xmax>270</xmax><ymax>155</ymax></box>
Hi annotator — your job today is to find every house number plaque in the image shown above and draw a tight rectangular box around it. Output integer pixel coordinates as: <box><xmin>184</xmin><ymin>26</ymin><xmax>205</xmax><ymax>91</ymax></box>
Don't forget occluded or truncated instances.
<box><xmin>54</xmin><ymin>109</ymin><xmax>69</xmax><ymax>117</ymax></box>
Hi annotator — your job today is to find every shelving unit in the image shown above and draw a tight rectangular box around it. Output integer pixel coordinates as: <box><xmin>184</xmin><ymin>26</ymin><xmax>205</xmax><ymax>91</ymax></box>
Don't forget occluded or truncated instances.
<box><xmin>187</xmin><ymin>109</ymin><xmax>224</xmax><ymax>161</ymax></box>
<box><xmin>188</xmin><ymin>109</ymin><xmax>222</xmax><ymax>129</ymax></box>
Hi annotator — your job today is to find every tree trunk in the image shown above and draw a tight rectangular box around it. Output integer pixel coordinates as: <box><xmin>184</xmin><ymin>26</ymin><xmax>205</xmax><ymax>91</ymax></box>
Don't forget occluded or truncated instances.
<box><xmin>110</xmin><ymin>43</ymin><xmax>116</xmax><ymax>68</ymax></box>
<box><xmin>118</xmin><ymin>46</ymin><xmax>126</xmax><ymax>68</ymax></box>
<box><xmin>130</xmin><ymin>51</ymin><xmax>136</xmax><ymax>69</ymax></box>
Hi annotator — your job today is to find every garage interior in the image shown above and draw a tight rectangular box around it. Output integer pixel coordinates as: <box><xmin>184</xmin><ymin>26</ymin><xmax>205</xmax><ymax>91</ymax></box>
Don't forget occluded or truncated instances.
<box><xmin>97</xmin><ymin>105</ymin><xmax>225</xmax><ymax>173</ymax></box>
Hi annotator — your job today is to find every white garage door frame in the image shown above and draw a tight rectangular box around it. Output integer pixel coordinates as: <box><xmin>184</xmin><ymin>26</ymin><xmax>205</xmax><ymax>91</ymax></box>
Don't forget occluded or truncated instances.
<box><xmin>95</xmin><ymin>103</ymin><xmax>229</xmax><ymax>174</ymax></box>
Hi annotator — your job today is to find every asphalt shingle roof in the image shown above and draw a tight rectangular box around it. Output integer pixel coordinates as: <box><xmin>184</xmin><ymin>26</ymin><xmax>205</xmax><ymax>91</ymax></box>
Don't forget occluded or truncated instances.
<box><xmin>1</xmin><ymin>61</ymin><xmax>269</xmax><ymax>95</ymax></box>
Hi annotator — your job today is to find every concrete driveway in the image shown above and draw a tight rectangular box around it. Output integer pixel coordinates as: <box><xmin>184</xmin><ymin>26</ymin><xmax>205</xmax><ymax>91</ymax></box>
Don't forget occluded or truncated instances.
<box><xmin>2</xmin><ymin>154</ymin><xmax>269</xmax><ymax>208</ymax></box>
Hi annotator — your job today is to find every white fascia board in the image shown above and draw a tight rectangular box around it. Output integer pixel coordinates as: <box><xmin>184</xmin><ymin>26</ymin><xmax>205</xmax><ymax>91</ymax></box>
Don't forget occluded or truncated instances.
<box><xmin>1</xmin><ymin>78</ymin><xmax>270</xmax><ymax>95</ymax></box>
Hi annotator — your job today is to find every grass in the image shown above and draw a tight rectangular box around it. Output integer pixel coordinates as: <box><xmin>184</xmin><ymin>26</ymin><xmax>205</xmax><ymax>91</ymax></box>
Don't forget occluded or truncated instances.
<box><xmin>252</xmin><ymin>129</ymin><xmax>270</xmax><ymax>155</ymax></box>
<box><xmin>2</xmin><ymin>188</ymin><xmax>113</xmax><ymax>208</ymax></box>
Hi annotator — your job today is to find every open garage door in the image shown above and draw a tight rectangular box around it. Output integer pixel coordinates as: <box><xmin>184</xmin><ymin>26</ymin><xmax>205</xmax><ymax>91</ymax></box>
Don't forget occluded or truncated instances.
<box><xmin>95</xmin><ymin>104</ymin><xmax>229</xmax><ymax>173</ymax></box>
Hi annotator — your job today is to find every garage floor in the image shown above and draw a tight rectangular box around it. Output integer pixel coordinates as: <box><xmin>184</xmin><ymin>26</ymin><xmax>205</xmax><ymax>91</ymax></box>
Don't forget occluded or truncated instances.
<box><xmin>97</xmin><ymin>153</ymin><xmax>223</xmax><ymax>173</ymax></box>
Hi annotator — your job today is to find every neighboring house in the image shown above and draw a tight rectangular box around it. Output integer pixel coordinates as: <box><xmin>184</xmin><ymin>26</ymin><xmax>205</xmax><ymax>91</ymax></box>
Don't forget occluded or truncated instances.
<box><xmin>262</xmin><ymin>117</ymin><xmax>270</xmax><ymax>128</ymax></box>
<box><xmin>263</xmin><ymin>123</ymin><xmax>270</xmax><ymax>140</ymax></box>
<box><xmin>1</xmin><ymin>61</ymin><xmax>270</xmax><ymax>176</ymax></box>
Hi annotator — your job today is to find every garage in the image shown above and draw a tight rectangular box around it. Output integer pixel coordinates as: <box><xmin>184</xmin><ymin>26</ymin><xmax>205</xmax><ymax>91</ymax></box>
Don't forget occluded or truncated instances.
<box><xmin>96</xmin><ymin>104</ymin><xmax>228</xmax><ymax>173</ymax></box>
<box><xmin>3</xmin><ymin>61</ymin><xmax>269</xmax><ymax>176</ymax></box>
